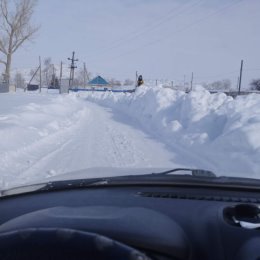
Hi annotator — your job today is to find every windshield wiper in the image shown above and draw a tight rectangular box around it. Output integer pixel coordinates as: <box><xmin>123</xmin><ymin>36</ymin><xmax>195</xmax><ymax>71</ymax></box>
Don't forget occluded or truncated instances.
<box><xmin>2</xmin><ymin>168</ymin><xmax>260</xmax><ymax>198</ymax></box>
<box><xmin>0</xmin><ymin>178</ymin><xmax>109</xmax><ymax>198</ymax></box>
<box><xmin>154</xmin><ymin>168</ymin><xmax>216</xmax><ymax>178</ymax></box>
<box><xmin>0</xmin><ymin>168</ymin><xmax>215</xmax><ymax>198</ymax></box>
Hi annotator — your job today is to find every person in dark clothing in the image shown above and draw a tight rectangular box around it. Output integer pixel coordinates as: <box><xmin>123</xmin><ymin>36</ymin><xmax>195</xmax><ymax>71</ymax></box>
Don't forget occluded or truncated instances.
<box><xmin>137</xmin><ymin>75</ymin><xmax>144</xmax><ymax>86</ymax></box>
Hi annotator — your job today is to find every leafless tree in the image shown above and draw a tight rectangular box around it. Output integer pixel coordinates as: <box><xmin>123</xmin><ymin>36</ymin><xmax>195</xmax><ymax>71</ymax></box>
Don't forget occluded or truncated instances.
<box><xmin>123</xmin><ymin>79</ymin><xmax>134</xmax><ymax>86</ymax></box>
<box><xmin>42</xmin><ymin>57</ymin><xmax>54</xmax><ymax>86</ymax></box>
<box><xmin>0</xmin><ymin>0</ymin><xmax>39</xmax><ymax>84</ymax></box>
<box><xmin>109</xmin><ymin>78</ymin><xmax>121</xmax><ymax>86</ymax></box>
<box><xmin>250</xmin><ymin>79</ymin><xmax>260</xmax><ymax>91</ymax></box>
<box><xmin>75</xmin><ymin>67</ymin><xmax>91</xmax><ymax>87</ymax></box>
<box><xmin>29</xmin><ymin>67</ymin><xmax>40</xmax><ymax>83</ymax></box>
<box><xmin>14</xmin><ymin>71</ymin><xmax>25</xmax><ymax>88</ymax></box>
<box><xmin>202</xmin><ymin>79</ymin><xmax>231</xmax><ymax>91</ymax></box>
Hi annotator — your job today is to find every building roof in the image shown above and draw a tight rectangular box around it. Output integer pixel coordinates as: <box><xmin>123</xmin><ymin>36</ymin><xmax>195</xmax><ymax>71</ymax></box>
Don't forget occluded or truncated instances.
<box><xmin>88</xmin><ymin>76</ymin><xmax>109</xmax><ymax>86</ymax></box>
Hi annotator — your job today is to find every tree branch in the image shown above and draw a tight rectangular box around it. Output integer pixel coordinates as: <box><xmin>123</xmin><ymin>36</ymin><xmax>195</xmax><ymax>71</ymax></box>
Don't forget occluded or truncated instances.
<box><xmin>0</xmin><ymin>59</ymin><xmax>7</xmax><ymax>65</ymax></box>
<box><xmin>0</xmin><ymin>0</ymin><xmax>39</xmax><ymax>82</ymax></box>
<box><xmin>12</xmin><ymin>26</ymin><xmax>39</xmax><ymax>53</ymax></box>
<box><xmin>0</xmin><ymin>20</ymin><xmax>11</xmax><ymax>36</ymax></box>
<box><xmin>0</xmin><ymin>0</ymin><xmax>13</xmax><ymax>28</ymax></box>
<box><xmin>0</xmin><ymin>38</ymin><xmax>7</xmax><ymax>54</ymax></box>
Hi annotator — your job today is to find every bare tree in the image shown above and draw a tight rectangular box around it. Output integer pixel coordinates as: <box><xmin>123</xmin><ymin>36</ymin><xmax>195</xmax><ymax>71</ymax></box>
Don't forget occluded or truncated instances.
<box><xmin>75</xmin><ymin>67</ymin><xmax>91</xmax><ymax>87</ymax></box>
<box><xmin>109</xmin><ymin>78</ymin><xmax>121</xmax><ymax>86</ymax></box>
<box><xmin>202</xmin><ymin>79</ymin><xmax>231</xmax><ymax>91</ymax></box>
<box><xmin>0</xmin><ymin>0</ymin><xmax>39</xmax><ymax>84</ymax></box>
<box><xmin>250</xmin><ymin>79</ymin><xmax>260</xmax><ymax>91</ymax></box>
<box><xmin>123</xmin><ymin>79</ymin><xmax>134</xmax><ymax>86</ymax></box>
<box><xmin>29</xmin><ymin>67</ymin><xmax>40</xmax><ymax>83</ymax></box>
<box><xmin>41</xmin><ymin>57</ymin><xmax>54</xmax><ymax>86</ymax></box>
<box><xmin>14</xmin><ymin>71</ymin><xmax>25</xmax><ymax>88</ymax></box>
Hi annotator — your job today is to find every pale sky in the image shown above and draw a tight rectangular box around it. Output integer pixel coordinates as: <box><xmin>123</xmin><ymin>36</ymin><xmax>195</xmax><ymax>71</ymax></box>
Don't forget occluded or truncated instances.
<box><xmin>8</xmin><ymin>0</ymin><xmax>260</xmax><ymax>88</ymax></box>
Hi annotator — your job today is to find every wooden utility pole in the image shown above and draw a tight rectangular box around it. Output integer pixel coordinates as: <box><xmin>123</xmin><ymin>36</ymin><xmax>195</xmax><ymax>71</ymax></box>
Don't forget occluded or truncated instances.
<box><xmin>39</xmin><ymin>56</ymin><xmax>42</xmax><ymax>92</ymax></box>
<box><xmin>28</xmin><ymin>66</ymin><xmax>40</xmax><ymax>87</ymax></box>
<box><xmin>83</xmin><ymin>62</ymin><xmax>86</xmax><ymax>88</ymax></box>
<box><xmin>190</xmin><ymin>72</ymin><xmax>194</xmax><ymax>91</ymax></box>
<box><xmin>68</xmin><ymin>51</ymin><xmax>78</xmax><ymax>88</ymax></box>
<box><xmin>50</xmin><ymin>64</ymin><xmax>55</xmax><ymax>89</ymax></box>
<box><xmin>135</xmin><ymin>71</ymin><xmax>138</xmax><ymax>88</ymax></box>
<box><xmin>59</xmin><ymin>61</ymin><xmax>63</xmax><ymax>94</ymax></box>
<box><xmin>238</xmin><ymin>60</ymin><xmax>243</xmax><ymax>95</ymax></box>
<box><xmin>45</xmin><ymin>70</ymin><xmax>49</xmax><ymax>87</ymax></box>
<box><xmin>236</xmin><ymin>76</ymin><xmax>240</xmax><ymax>90</ymax></box>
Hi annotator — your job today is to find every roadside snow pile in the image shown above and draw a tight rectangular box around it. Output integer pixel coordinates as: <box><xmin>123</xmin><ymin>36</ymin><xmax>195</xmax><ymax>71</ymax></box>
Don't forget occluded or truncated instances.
<box><xmin>83</xmin><ymin>85</ymin><xmax>260</xmax><ymax>177</ymax></box>
<box><xmin>0</xmin><ymin>93</ymin><xmax>88</xmax><ymax>187</ymax></box>
<box><xmin>1</xmin><ymin>87</ymin><xmax>260</xmax><ymax>187</ymax></box>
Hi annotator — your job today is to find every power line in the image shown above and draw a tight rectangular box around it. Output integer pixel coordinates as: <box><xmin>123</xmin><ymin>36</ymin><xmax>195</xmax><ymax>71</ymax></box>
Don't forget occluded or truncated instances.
<box><xmin>91</xmin><ymin>0</ymin><xmax>203</xmax><ymax>53</ymax></box>
<box><xmin>195</xmin><ymin>70</ymin><xmax>239</xmax><ymax>80</ymax></box>
<box><xmin>87</xmin><ymin>0</ymin><xmax>204</xmax><ymax>60</ymax></box>
<box><xmin>108</xmin><ymin>0</ymin><xmax>244</xmax><ymax>61</ymax></box>
<box><xmin>68</xmin><ymin>51</ymin><xmax>78</xmax><ymax>87</ymax></box>
<box><xmin>244</xmin><ymin>68</ymin><xmax>260</xmax><ymax>72</ymax></box>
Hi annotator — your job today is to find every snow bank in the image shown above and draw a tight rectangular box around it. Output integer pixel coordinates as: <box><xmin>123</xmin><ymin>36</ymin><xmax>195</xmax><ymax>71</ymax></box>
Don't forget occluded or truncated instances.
<box><xmin>1</xmin><ymin>86</ymin><xmax>260</xmax><ymax>188</ymax></box>
<box><xmin>0</xmin><ymin>93</ymin><xmax>88</xmax><ymax>187</ymax></box>
<box><xmin>82</xmin><ymin>85</ymin><xmax>260</xmax><ymax>177</ymax></box>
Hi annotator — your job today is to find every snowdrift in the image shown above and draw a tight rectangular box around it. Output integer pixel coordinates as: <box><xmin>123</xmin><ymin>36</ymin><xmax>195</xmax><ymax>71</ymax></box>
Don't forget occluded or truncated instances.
<box><xmin>1</xmin><ymin>86</ymin><xmax>260</xmax><ymax>188</ymax></box>
<box><xmin>0</xmin><ymin>93</ymin><xmax>88</xmax><ymax>187</ymax></box>
<box><xmin>83</xmin><ymin>85</ymin><xmax>260</xmax><ymax>177</ymax></box>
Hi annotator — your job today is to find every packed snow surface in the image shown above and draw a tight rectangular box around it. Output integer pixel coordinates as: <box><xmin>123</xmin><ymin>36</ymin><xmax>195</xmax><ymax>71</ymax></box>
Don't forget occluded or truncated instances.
<box><xmin>0</xmin><ymin>86</ymin><xmax>260</xmax><ymax>188</ymax></box>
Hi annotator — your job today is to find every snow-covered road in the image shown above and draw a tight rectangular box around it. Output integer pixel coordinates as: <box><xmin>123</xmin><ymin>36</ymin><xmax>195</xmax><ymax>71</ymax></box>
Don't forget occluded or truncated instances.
<box><xmin>0</xmin><ymin>94</ymin><xmax>185</xmax><ymax>188</ymax></box>
<box><xmin>1</xmin><ymin>86</ymin><xmax>260</xmax><ymax>188</ymax></box>
<box><xmin>19</xmin><ymin>101</ymin><xmax>180</xmax><ymax>178</ymax></box>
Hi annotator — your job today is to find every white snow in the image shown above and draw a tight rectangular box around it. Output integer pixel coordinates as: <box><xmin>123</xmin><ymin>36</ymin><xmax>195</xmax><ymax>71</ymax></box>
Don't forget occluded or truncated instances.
<box><xmin>83</xmin><ymin>85</ymin><xmax>260</xmax><ymax>178</ymax></box>
<box><xmin>0</xmin><ymin>85</ymin><xmax>260</xmax><ymax>189</ymax></box>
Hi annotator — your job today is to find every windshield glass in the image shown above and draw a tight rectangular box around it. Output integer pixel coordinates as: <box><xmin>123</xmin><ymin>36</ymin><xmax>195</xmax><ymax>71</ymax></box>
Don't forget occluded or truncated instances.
<box><xmin>0</xmin><ymin>0</ymin><xmax>259</xmax><ymax>190</ymax></box>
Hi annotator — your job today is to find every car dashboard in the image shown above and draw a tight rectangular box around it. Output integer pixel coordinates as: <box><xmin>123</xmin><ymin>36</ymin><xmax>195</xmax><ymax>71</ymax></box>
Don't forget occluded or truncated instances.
<box><xmin>0</xmin><ymin>184</ymin><xmax>260</xmax><ymax>260</ymax></box>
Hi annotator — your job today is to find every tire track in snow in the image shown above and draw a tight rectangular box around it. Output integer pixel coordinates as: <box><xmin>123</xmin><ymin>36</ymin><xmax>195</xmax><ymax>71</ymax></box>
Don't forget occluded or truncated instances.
<box><xmin>0</xmin><ymin>107</ymin><xmax>90</xmax><ymax>188</ymax></box>
<box><xmin>7</xmin><ymin>101</ymin><xmax>181</xmax><ymax>187</ymax></box>
<box><xmin>102</xmin><ymin>104</ymin><xmax>221</xmax><ymax>172</ymax></box>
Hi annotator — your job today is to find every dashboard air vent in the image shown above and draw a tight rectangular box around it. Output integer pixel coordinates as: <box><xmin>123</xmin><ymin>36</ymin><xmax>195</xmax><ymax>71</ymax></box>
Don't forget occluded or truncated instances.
<box><xmin>138</xmin><ymin>192</ymin><xmax>260</xmax><ymax>203</ymax></box>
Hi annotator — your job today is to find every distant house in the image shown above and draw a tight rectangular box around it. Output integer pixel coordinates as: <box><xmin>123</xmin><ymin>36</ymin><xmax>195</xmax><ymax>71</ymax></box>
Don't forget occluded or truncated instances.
<box><xmin>88</xmin><ymin>76</ymin><xmax>111</xmax><ymax>91</ymax></box>
<box><xmin>27</xmin><ymin>84</ymin><xmax>39</xmax><ymax>91</ymax></box>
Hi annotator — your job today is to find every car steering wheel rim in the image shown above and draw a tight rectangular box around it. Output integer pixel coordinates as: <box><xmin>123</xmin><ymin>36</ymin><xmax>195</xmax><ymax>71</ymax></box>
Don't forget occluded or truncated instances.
<box><xmin>0</xmin><ymin>228</ymin><xmax>150</xmax><ymax>260</ymax></box>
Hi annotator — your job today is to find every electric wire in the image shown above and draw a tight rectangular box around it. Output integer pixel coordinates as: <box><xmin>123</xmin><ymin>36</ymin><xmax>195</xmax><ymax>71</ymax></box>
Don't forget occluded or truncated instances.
<box><xmin>195</xmin><ymin>70</ymin><xmax>240</xmax><ymax>80</ymax></box>
<box><xmin>86</xmin><ymin>0</ymin><xmax>204</xmax><ymax>60</ymax></box>
<box><xmin>108</xmin><ymin>0</ymin><xmax>244</xmax><ymax>62</ymax></box>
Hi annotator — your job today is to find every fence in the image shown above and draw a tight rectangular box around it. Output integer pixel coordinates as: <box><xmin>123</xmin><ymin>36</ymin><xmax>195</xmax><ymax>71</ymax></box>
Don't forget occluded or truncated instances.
<box><xmin>0</xmin><ymin>83</ymin><xmax>9</xmax><ymax>93</ymax></box>
<box><xmin>211</xmin><ymin>91</ymin><xmax>260</xmax><ymax>98</ymax></box>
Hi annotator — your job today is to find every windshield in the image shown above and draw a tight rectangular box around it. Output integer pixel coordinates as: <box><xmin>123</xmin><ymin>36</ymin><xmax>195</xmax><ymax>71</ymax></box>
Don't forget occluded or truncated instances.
<box><xmin>0</xmin><ymin>0</ymin><xmax>259</xmax><ymax>190</ymax></box>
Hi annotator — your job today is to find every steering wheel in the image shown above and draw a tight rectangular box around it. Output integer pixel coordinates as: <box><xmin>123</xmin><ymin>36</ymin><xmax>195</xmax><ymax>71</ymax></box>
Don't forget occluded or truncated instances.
<box><xmin>0</xmin><ymin>228</ymin><xmax>150</xmax><ymax>260</ymax></box>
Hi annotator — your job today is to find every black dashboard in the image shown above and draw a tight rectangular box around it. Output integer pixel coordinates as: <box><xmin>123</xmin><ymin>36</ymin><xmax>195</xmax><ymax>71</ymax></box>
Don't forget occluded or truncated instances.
<box><xmin>0</xmin><ymin>185</ymin><xmax>260</xmax><ymax>259</ymax></box>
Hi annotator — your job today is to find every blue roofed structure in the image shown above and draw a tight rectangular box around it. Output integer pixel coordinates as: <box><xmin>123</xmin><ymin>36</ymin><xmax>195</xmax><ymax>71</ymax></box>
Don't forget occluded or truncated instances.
<box><xmin>88</xmin><ymin>76</ymin><xmax>109</xmax><ymax>86</ymax></box>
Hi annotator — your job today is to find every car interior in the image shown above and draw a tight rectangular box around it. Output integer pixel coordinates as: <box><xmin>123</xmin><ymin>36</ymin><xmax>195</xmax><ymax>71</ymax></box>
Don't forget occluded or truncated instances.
<box><xmin>0</xmin><ymin>181</ymin><xmax>260</xmax><ymax>259</ymax></box>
